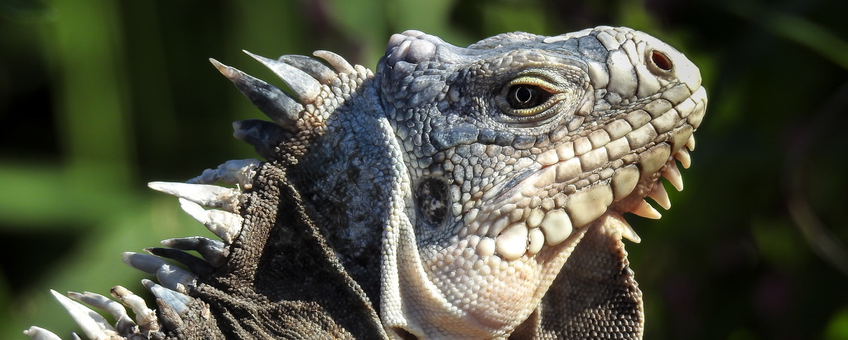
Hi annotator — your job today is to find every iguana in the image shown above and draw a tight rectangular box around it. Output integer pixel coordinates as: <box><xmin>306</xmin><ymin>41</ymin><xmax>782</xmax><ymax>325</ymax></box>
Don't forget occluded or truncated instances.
<box><xmin>25</xmin><ymin>26</ymin><xmax>706</xmax><ymax>339</ymax></box>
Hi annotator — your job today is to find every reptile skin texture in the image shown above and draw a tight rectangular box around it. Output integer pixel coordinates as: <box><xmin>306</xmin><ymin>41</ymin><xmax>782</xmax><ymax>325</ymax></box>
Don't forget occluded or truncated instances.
<box><xmin>26</xmin><ymin>26</ymin><xmax>706</xmax><ymax>340</ymax></box>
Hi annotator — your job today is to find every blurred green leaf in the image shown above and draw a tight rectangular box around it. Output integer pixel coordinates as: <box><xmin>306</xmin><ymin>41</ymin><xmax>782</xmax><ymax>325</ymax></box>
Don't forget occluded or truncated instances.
<box><xmin>826</xmin><ymin>309</ymin><xmax>848</xmax><ymax>340</ymax></box>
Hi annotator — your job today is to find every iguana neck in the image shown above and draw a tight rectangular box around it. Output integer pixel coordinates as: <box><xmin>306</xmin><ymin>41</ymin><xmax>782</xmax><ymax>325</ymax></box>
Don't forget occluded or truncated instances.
<box><xmin>288</xmin><ymin>79</ymin><xmax>401</xmax><ymax>306</ymax></box>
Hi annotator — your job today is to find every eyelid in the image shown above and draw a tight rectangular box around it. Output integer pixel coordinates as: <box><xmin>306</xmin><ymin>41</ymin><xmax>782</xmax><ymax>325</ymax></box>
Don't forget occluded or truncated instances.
<box><xmin>506</xmin><ymin>74</ymin><xmax>562</xmax><ymax>94</ymax></box>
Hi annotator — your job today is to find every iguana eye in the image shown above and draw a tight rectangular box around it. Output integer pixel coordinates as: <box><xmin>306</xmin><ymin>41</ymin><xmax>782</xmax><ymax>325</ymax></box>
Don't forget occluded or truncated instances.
<box><xmin>497</xmin><ymin>74</ymin><xmax>564</xmax><ymax>120</ymax></box>
<box><xmin>506</xmin><ymin>85</ymin><xmax>551</xmax><ymax>110</ymax></box>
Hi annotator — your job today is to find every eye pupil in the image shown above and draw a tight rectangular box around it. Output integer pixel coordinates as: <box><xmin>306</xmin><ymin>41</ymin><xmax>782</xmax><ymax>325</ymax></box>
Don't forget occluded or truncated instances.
<box><xmin>507</xmin><ymin>85</ymin><xmax>549</xmax><ymax>109</ymax></box>
<box><xmin>514</xmin><ymin>86</ymin><xmax>533</xmax><ymax>103</ymax></box>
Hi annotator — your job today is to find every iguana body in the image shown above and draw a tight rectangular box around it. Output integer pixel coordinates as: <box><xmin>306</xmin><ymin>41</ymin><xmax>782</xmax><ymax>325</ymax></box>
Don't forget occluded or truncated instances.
<box><xmin>26</xmin><ymin>26</ymin><xmax>706</xmax><ymax>339</ymax></box>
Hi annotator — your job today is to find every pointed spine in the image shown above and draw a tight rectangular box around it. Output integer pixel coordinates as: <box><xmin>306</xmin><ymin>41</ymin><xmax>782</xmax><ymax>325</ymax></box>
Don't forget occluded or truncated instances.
<box><xmin>278</xmin><ymin>54</ymin><xmax>338</xmax><ymax>84</ymax></box>
<box><xmin>110</xmin><ymin>286</ymin><xmax>159</xmax><ymax>335</ymax></box>
<box><xmin>187</xmin><ymin>158</ymin><xmax>261</xmax><ymax>189</ymax></box>
<box><xmin>67</xmin><ymin>291</ymin><xmax>128</xmax><ymax>323</ymax></box>
<box><xmin>244</xmin><ymin>50</ymin><xmax>323</xmax><ymax>103</ymax></box>
<box><xmin>69</xmin><ymin>291</ymin><xmax>138</xmax><ymax>337</ymax></box>
<box><xmin>143</xmin><ymin>280</ymin><xmax>188</xmax><ymax>331</ymax></box>
<box><xmin>143</xmin><ymin>279</ymin><xmax>193</xmax><ymax>315</ymax></box>
<box><xmin>155</xmin><ymin>263</ymin><xmax>198</xmax><ymax>293</ymax></box>
<box><xmin>50</xmin><ymin>290</ymin><xmax>112</xmax><ymax>340</ymax></box>
<box><xmin>148</xmin><ymin>181</ymin><xmax>240</xmax><ymax>212</ymax></box>
<box><xmin>147</xmin><ymin>247</ymin><xmax>215</xmax><ymax>276</ymax></box>
<box><xmin>210</xmin><ymin>58</ymin><xmax>303</xmax><ymax>132</ymax></box>
<box><xmin>161</xmin><ymin>236</ymin><xmax>227</xmax><ymax>267</ymax></box>
<box><xmin>179</xmin><ymin>198</ymin><xmax>243</xmax><ymax>244</ymax></box>
<box><xmin>23</xmin><ymin>327</ymin><xmax>62</xmax><ymax>340</ymax></box>
<box><xmin>313</xmin><ymin>50</ymin><xmax>356</xmax><ymax>74</ymax></box>
<box><xmin>122</xmin><ymin>252</ymin><xmax>168</xmax><ymax>274</ymax></box>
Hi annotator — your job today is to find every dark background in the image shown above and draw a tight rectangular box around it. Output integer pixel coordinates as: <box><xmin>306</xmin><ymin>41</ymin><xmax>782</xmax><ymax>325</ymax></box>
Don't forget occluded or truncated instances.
<box><xmin>1</xmin><ymin>0</ymin><xmax>847</xmax><ymax>339</ymax></box>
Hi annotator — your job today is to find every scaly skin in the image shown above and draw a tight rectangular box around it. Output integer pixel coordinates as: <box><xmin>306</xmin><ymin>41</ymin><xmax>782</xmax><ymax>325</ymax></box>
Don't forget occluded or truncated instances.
<box><xmin>26</xmin><ymin>26</ymin><xmax>706</xmax><ymax>340</ymax></box>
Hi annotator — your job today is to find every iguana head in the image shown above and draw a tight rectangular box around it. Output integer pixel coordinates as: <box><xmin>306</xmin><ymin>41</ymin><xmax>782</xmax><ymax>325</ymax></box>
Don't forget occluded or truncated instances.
<box><xmin>375</xmin><ymin>27</ymin><xmax>706</xmax><ymax>338</ymax></box>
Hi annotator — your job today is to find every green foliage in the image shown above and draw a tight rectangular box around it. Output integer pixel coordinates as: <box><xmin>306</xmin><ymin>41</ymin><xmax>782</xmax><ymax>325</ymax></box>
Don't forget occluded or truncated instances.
<box><xmin>826</xmin><ymin>309</ymin><xmax>848</xmax><ymax>340</ymax></box>
<box><xmin>1</xmin><ymin>0</ymin><xmax>846</xmax><ymax>339</ymax></box>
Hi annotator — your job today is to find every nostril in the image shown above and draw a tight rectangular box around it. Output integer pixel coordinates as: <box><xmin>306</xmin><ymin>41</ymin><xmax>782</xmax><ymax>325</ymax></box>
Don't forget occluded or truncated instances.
<box><xmin>650</xmin><ymin>50</ymin><xmax>673</xmax><ymax>72</ymax></box>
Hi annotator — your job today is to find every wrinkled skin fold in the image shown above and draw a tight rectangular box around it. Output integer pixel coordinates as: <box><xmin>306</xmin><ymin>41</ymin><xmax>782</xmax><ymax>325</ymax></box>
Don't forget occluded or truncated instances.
<box><xmin>27</xmin><ymin>26</ymin><xmax>706</xmax><ymax>340</ymax></box>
